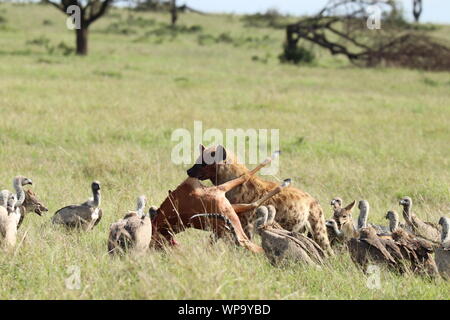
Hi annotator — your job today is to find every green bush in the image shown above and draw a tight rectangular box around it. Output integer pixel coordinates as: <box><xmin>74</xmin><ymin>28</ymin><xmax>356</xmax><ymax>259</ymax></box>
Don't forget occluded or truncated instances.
<box><xmin>55</xmin><ymin>41</ymin><xmax>75</xmax><ymax>56</ymax></box>
<box><xmin>241</xmin><ymin>9</ymin><xmax>290</xmax><ymax>29</ymax></box>
<box><xmin>279</xmin><ymin>43</ymin><xmax>315</xmax><ymax>65</ymax></box>
<box><xmin>26</xmin><ymin>35</ymin><xmax>51</xmax><ymax>47</ymax></box>
<box><xmin>26</xmin><ymin>36</ymin><xmax>74</xmax><ymax>56</ymax></box>
<box><xmin>135</xmin><ymin>23</ymin><xmax>203</xmax><ymax>43</ymax></box>
<box><xmin>100</xmin><ymin>22</ymin><xmax>137</xmax><ymax>35</ymax></box>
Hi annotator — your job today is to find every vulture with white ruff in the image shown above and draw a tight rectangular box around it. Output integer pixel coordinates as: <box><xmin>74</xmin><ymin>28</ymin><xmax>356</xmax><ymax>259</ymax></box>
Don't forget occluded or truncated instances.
<box><xmin>52</xmin><ymin>181</ymin><xmax>102</xmax><ymax>231</ymax></box>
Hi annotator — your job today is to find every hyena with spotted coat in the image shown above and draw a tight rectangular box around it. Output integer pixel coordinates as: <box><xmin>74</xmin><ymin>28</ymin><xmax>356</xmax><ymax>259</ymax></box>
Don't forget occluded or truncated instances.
<box><xmin>187</xmin><ymin>145</ymin><xmax>334</xmax><ymax>256</ymax></box>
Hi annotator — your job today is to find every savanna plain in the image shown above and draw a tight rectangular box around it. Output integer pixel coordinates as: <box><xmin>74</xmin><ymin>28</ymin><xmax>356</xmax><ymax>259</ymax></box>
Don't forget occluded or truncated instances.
<box><xmin>0</xmin><ymin>3</ymin><xmax>449</xmax><ymax>299</ymax></box>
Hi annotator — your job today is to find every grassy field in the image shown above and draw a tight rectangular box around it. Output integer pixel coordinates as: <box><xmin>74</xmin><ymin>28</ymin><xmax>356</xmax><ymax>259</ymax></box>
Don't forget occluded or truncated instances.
<box><xmin>0</xmin><ymin>3</ymin><xmax>449</xmax><ymax>299</ymax></box>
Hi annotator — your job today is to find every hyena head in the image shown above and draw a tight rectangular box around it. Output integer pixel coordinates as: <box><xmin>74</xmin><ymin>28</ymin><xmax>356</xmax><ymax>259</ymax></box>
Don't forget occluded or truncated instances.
<box><xmin>332</xmin><ymin>200</ymin><xmax>356</xmax><ymax>229</ymax></box>
<box><xmin>187</xmin><ymin>144</ymin><xmax>229</xmax><ymax>181</ymax></box>
<box><xmin>22</xmin><ymin>189</ymin><xmax>48</xmax><ymax>216</ymax></box>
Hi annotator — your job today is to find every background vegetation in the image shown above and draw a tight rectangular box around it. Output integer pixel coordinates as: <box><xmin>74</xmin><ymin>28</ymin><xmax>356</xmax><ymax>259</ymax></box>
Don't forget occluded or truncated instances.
<box><xmin>0</xmin><ymin>3</ymin><xmax>449</xmax><ymax>299</ymax></box>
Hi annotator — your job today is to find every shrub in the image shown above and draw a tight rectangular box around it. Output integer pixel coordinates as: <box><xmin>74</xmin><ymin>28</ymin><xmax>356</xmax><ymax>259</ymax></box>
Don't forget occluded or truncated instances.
<box><xmin>55</xmin><ymin>41</ymin><xmax>75</xmax><ymax>56</ymax></box>
<box><xmin>134</xmin><ymin>0</ymin><xmax>171</xmax><ymax>12</ymax></box>
<box><xmin>241</xmin><ymin>8</ymin><xmax>290</xmax><ymax>29</ymax></box>
<box><xmin>135</xmin><ymin>23</ymin><xmax>203</xmax><ymax>43</ymax></box>
<box><xmin>101</xmin><ymin>22</ymin><xmax>137</xmax><ymax>35</ymax></box>
<box><xmin>26</xmin><ymin>35</ymin><xmax>51</xmax><ymax>47</ymax></box>
<box><xmin>126</xmin><ymin>15</ymin><xmax>156</xmax><ymax>28</ymax></box>
<box><xmin>279</xmin><ymin>43</ymin><xmax>315</xmax><ymax>65</ymax></box>
<box><xmin>26</xmin><ymin>36</ymin><xmax>74</xmax><ymax>56</ymax></box>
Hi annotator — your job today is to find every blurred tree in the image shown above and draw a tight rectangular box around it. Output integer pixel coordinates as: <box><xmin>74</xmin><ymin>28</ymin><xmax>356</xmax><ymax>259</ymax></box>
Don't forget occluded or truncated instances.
<box><xmin>170</xmin><ymin>0</ymin><xmax>177</xmax><ymax>25</ymax></box>
<box><xmin>282</xmin><ymin>0</ymin><xmax>450</xmax><ymax>71</ymax></box>
<box><xmin>134</xmin><ymin>0</ymin><xmax>169</xmax><ymax>11</ymax></box>
<box><xmin>44</xmin><ymin>0</ymin><xmax>114</xmax><ymax>55</ymax></box>
<box><xmin>412</xmin><ymin>0</ymin><xmax>422</xmax><ymax>22</ymax></box>
<box><xmin>134</xmin><ymin>0</ymin><xmax>204</xmax><ymax>24</ymax></box>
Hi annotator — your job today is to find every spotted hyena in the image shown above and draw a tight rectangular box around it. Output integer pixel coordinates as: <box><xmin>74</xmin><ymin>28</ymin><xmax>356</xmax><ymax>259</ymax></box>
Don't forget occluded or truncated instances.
<box><xmin>186</xmin><ymin>144</ymin><xmax>334</xmax><ymax>256</ymax></box>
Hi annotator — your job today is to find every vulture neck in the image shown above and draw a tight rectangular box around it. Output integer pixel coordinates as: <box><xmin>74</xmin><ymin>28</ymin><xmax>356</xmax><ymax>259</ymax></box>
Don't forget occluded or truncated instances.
<box><xmin>254</xmin><ymin>217</ymin><xmax>267</xmax><ymax>234</ymax></box>
<box><xmin>136</xmin><ymin>200</ymin><xmax>145</xmax><ymax>217</ymax></box>
<box><xmin>91</xmin><ymin>189</ymin><xmax>101</xmax><ymax>208</ymax></box>
<box><xmin>14</xmin><ymin>178</ymin><xmax>25</xmax><ymax>207</ymax></box>
<box><xmin>441</xmin><ymin>220</ymin><xmax>449</xmax><ymax>244</ymax></box>
<box><xmin>357</xmin><ymin>205</ymin><xmax>369</xmax><ymax>230</ymax></box>
<box><xmin>389</xmin><ymin>216</ymin><xmax>399</xmax><ymax>232</ymax></box>
<box><xmin>402</xmin><ymin>203</ymin><xmax>412</xmax><ymax>224</ymax></box>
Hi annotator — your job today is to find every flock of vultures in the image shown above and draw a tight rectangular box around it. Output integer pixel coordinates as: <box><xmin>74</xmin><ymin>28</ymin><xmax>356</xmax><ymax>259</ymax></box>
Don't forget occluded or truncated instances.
<box><xmin>0</xmin><ymin>145</ymin><xmax>449</xmax><ymax>281</ymax></box>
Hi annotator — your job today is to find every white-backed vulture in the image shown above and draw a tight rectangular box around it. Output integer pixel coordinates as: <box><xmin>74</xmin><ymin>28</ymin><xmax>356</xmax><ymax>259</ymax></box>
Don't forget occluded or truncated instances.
<box><xmin>108</xmin><ymin>196</ymin><xmax>152</xmax><ymax>255</ymax></box>
<box><xmin>386</xmin><ymin>210</ymin><xmax>438</xmax><ymax>277</ymax></box>
<box><xmin>254</xmin><ymin>206</ymin><xmax>325</xmax><ymax>266</ymax></box>
<box><xmin>52</xmin><ymin>181</ymin><xmax>102</xmax><ymax>231</ymax></box>
<box><xmin>436</xmin><ymin>217</ymin><xmax>450</xmax><ymax>279</ymax></box>
<box><xmin>0</xmin><ymin>176</ymin><xmax>33</xmax><ymax>209</ymax></box>
<box><xmin>399</xmin><ymin>196</ymin><xmax>441</xmax><ymax>244</ymax></box>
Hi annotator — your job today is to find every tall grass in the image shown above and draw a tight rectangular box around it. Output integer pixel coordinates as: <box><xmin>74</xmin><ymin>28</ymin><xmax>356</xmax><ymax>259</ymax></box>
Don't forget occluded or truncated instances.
<box><xmin>0</xmin><ymin>3</ymin><xmax>449</xmax><ymax>299</ymax></box>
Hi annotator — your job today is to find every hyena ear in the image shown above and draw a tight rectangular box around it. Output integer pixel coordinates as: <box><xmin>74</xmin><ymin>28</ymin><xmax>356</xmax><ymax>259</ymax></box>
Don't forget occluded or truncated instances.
<box><xmin>199</xmin><ymin>144</ymin><xmax>206</xmax><ymax>155</ymax></box>
<box><xmin>344</xmin><ymin>200</ymin><xmax>356</xmax><ymax>212</ymax></box>
<box><xmin>216</xmin><ymin>145</ymin><xmax>227</xmax><ymax>161</ymax></box>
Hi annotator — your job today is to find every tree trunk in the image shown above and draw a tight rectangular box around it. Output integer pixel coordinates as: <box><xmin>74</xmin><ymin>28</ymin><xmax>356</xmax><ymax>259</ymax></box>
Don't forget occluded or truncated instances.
<box><xmin>76</xmin><ymin>27</ymin><xmax>88</xmax><ymax>56</ymax></box>
<box><xmin>286</xmin><ymin>25</ymin><xmax>298</xmax><ymax>51</ymax></box>
<box><xmin>170</xmin><ymin>0</ymin><xmax>177</xmax><ymax>26</ymax></box>
<box><xmin>413</xmin><ymin>0</ymin><xmax>422</xmax><ymax>23</ymax></box>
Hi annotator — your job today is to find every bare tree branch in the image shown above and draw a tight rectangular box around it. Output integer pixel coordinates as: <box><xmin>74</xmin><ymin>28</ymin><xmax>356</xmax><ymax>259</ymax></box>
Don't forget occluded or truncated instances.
<box><xmin>87</xmin><ymin>0</ymin><xmax>113</xmax><ymax>25</ymax></box>
<box><xmin>45</xmin><ymin>0</ymin><xmax>114</xmax><ymax>55</ymax></box>
<box><xmin>282</xmin><ymin>0</ymin><xmax>450</xmax><ymax>71</ymax></box>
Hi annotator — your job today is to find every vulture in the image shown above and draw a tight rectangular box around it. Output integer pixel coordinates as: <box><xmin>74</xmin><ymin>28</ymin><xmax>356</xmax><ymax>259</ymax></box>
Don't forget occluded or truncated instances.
<box><xmin>347</xmin><ymin>226</ymin><xmax>405</xmax><ymax>273</ymax></box>
<box><xmin>399</xmin><ymin>196</ymin><xmax>441</xmax><ymax>244</ymax></box>
<box><xmin>435</xmin><ymin>217</ymin><xmax>450</xmax><ymax>279</ymax></box>
<box><xmin>52</xmin><ymin>181</ymin><xmax>102</xmax><ymax>231</ymax></box>
<box><xmin>385</xmin><ymin>209</ymin><xmax>411</xmax><ymax>233</ymax></box>
<box><xmin>266</xmin><ymin>205</ymin><xmax>284</xmax><ymax>230</ymax></box>
<box><xmin>191</xmin><ymin>206</ymin><xmax>325</xmax><ymax>266</ymax></box>
<box><xmin>0</xmin><ymin>176</ymin><xmax>33</xmax><ymax>209</ymax></box>
<box><xmin>108</xmin><ymin>196</ymin><xmax>153</xmax><ymax>255</ymax></box>
<box><xmin>330</xmin><ymin>197</ymin><xmax>343</xmax><ymax>210</ymax></box>
<box><xmin>254</xmin><ymin>206</ymin><xmax>325</xmax><ymax>266</ymax></box>
<box><xmin>0</xmin><ymin>193</ymin><xmax>22</xmax><ymax>249</ymax></box>
<box><xmin>385</xmin><ymin>210</ymin><xmax>438</xmax><ymax>277</ymax></box>
<box><xmin>327</xmin><ymin>218</ymin><xmax>406</xmax><ymax>273</ymax></box>
<box><xmin>358</xmin><ymin>200</ymin><xmax>390</xmax><ymax>235</ymax></box>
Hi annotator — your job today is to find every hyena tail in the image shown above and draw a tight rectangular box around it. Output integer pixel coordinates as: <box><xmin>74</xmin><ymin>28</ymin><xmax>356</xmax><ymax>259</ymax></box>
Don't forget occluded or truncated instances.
<box><xmin>308</xmin><ymin>202</ymin><xmax>334</xmax><ymax>257</ymax></box>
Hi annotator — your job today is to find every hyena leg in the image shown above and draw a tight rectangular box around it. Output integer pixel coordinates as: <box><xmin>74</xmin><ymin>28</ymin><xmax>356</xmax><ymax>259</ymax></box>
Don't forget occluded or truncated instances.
<box><xmin>308</xmin><ymin>202</ymin><xmax>334</xmax><ymax>256</ymax></box>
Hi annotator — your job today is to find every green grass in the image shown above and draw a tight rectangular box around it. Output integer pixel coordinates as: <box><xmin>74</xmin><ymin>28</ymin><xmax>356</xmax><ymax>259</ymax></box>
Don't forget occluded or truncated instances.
<box><xmin>0</xmin><ymin>3</ymin><xmax>449</xmax><ymax>299</ymax></box>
